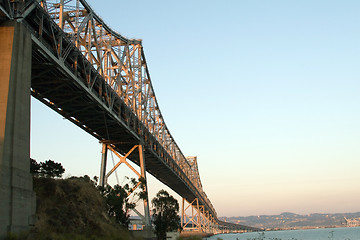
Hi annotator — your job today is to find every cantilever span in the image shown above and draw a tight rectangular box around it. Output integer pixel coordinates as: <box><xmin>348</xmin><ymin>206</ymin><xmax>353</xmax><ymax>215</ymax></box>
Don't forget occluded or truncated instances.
<box><xmin>0</xmin><ymin>0</ymin><xmax>260</xmax><ymax>235</ymax></box>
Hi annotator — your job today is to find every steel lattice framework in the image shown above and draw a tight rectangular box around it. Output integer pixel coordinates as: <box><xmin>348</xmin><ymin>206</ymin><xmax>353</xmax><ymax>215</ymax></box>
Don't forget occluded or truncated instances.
<box><xmin>42</xmin><ymin>0</ymin><xmax>216</xmax><ymax>217</ymax></box>
<box><xmin>0</xmin><ymin>0</ymin><xmax>261</xmax><ymax>233</ymax></box>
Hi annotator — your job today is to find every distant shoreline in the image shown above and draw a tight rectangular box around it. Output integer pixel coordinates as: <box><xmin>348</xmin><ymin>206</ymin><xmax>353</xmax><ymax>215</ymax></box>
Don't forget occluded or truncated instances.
<box><xmin>220</xmin><ymin>212</ymin><xmax>360</xmax><ymax>230</ymax></box>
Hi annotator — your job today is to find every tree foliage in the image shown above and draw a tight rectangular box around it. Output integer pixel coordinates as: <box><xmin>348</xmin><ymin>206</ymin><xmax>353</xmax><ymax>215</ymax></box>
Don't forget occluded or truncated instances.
<box><xmin>98</xmin><ymin>177</ymin><xmax>147</xmax><ymax>228</ymax></box>
<box><xmin>30</xmin><ymin>158</ymin><xmax>65</xmax><ymax>178</ymax></box>
<box><xmin>99</xmin><ymin>184</ymin><xmax>130</xmax><ymax>227</ymax></box>
<box><xmin>30</xmin><ymin>158</ymin><xmax>41</xmax><ymax>176</ymax></box>
<box><xmin>151</xmin><ymin>190</ymin><xmax>181</xmax><ymax>240</ymax></box>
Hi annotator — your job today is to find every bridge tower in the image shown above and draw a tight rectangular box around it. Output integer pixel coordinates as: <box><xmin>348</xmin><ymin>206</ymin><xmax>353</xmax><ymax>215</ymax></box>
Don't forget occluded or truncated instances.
<box><xmin>0</xmin><ymin>21</ymin><xmax>36</xmax><ymax>237</ymax></box>
<box><xmin>99</xmin><ymin>143</ymin><xmax>152</xmax><ymax>235</ymax></box>
<box><xmin>181</xmin><ymin>197</ymin><xmax>217</xmax><ymax>235</ymax></box>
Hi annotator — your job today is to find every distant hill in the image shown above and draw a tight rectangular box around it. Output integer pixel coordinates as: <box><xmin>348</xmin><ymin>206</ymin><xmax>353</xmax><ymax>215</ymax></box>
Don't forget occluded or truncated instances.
<box><xmin>219</xmin><ymin>212</ymin><xmax>360</xmax><ymax>230</ymax></box>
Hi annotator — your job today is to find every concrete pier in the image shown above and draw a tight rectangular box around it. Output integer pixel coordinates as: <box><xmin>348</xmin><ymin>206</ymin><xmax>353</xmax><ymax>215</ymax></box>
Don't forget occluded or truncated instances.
<box><xmin>0</xmin><ymin>21</ymin><xmax>36</xmax><ymax>237</ymax></box>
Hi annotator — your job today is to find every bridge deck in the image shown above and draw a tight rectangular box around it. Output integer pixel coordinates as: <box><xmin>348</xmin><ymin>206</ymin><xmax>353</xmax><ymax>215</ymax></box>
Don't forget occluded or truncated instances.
<box><xmin>0</xmin><ymin>0</ymin><xmax>260</xmax><ymax>232</ymax></box>
<box><xmin>26</xmin><ymin>1</ymin><xmax>206</xmax><ymax>213</ymax></box>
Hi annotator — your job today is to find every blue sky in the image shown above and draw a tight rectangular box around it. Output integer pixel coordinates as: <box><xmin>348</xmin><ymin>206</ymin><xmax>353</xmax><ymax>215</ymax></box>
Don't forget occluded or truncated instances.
<box><xmin>31</xmin><ymin>0</ymin><xmax>360</xmax><ymax>217</ymax></box>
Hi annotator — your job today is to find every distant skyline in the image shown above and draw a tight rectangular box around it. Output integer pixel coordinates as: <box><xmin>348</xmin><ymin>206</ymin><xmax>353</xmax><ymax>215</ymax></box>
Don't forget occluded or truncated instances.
<box><xmin>31</xmin><ymin>0</ymin><xmax>360</xmax><ymax>217</ymax></box>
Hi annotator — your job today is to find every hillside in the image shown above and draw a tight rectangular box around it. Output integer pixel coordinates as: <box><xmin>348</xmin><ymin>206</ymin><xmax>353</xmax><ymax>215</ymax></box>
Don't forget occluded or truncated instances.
<box><xmin>30</xmin><ymin>177</ymin><xmax>134</xmax><ymax>240</ymax></box>
<box><xmin>220</xmin><ymin>212</ymin><xmax>360</xmax><ymax>230</ymax></box>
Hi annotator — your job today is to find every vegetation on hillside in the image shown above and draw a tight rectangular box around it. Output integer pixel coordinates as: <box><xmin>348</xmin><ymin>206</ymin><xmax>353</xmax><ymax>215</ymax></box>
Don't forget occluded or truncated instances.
<box><xmin>31</xmin><ymin>176</ymin><xmax>134</xmax><ymax>240</ymax></box>
<box><xmin>10</xmin><ymin>158</ymin><xmax>145</xmax><ymax>240</ymax></box>
<box><xmin>8</xmin><ymin>159</ymin><xmax>184</xmax><ymax>239</ymax></box>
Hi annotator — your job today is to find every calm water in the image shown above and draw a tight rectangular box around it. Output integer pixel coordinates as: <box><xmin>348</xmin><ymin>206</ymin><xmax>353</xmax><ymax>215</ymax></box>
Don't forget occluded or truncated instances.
<box><xmin>207</xmin><ymin>227</ymin><xmax>360</xmax><ymax>240</ymax></box>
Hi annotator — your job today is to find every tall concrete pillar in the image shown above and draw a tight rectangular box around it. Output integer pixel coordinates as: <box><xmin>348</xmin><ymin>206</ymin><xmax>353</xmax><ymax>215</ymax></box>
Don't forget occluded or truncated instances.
<box><xmin>0</xmin><ymin>21</ymin><xmax>36</xmax><ymax>237</ymax></box>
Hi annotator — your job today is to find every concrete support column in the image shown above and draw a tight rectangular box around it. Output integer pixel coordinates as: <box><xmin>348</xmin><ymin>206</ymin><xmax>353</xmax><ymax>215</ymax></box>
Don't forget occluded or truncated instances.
<box><xmin>0</xmin><ymin>21</ymin><xmax>36</xmax><ymax>237</ymax></box>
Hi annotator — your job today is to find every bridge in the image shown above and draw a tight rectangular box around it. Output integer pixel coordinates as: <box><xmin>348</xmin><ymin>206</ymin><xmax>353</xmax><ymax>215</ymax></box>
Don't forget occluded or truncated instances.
<box><xmin>0</xmin><ymin>0</ymin><xmax>261</xmax><ymax>237</ymax></box>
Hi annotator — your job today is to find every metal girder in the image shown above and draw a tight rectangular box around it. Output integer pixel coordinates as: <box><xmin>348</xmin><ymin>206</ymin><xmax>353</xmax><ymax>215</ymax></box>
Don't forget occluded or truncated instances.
<box><xmin>181</xmin><ymin>198</ymin><xmax>218</xmax><ymax>234</ymax></box>
<box><xmin>25</xmin><ymin>0</ymin><xmax>216</xmax><ymax>218</ymax></box>
<box><xmin>0</xmin><ymin>0</ymin><xmax>260</xmax><ymax>232</ymax></box>
<box><xmin>99</xmin><ymin>143</ymin><xmax>151</xmax><ymax>229</ymax></box>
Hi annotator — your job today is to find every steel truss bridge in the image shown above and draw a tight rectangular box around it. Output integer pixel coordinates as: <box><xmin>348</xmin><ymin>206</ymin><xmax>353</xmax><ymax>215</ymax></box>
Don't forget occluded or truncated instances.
<box><xmin>0</xmin><ymin>0</ymin><xmax>260</xmax><ymax>235</ymax></box>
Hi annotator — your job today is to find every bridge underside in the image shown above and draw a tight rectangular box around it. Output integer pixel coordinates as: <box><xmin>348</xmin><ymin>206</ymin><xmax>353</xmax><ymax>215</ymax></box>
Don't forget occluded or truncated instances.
<box><xmin>31</xmin><ymin>41</ymin><xmax>197</xmax><ymax>203</ymax></box>
<box><xmin>0</xmin><ymin>0</ymin><xmax>260</xmax><ymax>236</ymax></box>
<box><xmin>0</xmin><ymin>1</ymin><xmax>215</xmax><ymax>234</ymax></box>
<box><xmin>25</xmin><ymin>4</ymin><xmax>202</xmax><ymax>209</ymax></box>
<box><xmin>31</xmin><ymin>42</ymin><xmax>201</xmax><ymax>203</ymax></box>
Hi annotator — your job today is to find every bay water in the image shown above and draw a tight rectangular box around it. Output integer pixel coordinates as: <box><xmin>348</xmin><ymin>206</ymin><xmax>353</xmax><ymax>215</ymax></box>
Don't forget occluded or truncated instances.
<box><xmin>207</xmin><ymin>227</ymin><xmax>360</xmax><ymax>240</ymax></box>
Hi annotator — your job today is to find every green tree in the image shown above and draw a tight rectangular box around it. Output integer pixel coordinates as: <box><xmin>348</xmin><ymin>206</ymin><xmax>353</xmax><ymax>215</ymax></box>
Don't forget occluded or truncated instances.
<box><xmin>40</xmin><ymin>160</ymin><xmax>65</xmax><ymax>178</ymax></box>
<box><xmin>99</xmin><ymin>177</ymin><xmax>147</xmax><ymax>227</ymax></box>
<box><xmin>151</xmin><ymin>190</ymin><xmax>181</xmax><ymax>240</ymax></box>
<box><xmin>30</xmin><ymin>158</ymin><xmax>41</xmax><ymax>176</ymax></box>
<box><xmin>102</xmin><ymin>184</ymin><xmax>130</xmax><ymax>227</ymax></box>
<box><xmin>30</xmin><ymin>158</ymin><xmax>65</xmax><ymax>178</ymax></box>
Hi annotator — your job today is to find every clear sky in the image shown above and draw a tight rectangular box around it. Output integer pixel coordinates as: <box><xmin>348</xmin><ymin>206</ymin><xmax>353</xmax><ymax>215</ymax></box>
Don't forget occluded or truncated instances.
<box><xmin>31</xmin><ymin>0</ymin><xmax>360</xmax><ymax>217</ymax></box>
